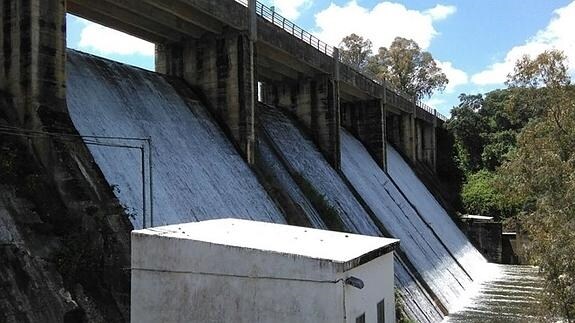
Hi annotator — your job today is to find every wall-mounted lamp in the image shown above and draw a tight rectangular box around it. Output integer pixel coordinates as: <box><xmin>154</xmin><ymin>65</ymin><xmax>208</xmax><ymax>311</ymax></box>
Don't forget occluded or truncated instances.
<box><xmin>345</xmin><ymin>276</ymin><xmax>364</xmax><ymax>289</ymax></box>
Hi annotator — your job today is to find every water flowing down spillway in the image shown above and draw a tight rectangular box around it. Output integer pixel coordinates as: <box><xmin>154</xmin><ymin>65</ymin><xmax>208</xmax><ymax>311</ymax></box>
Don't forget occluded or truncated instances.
<box><xmin>64</xmin><ymin>49</ymin><xmax>498</xmax><ymax>322</ymax></box>
<box><xmin>260</xmin><ymin>106</ymin><xmax>443</xmax><ymax>322</ymax></box>
<box><xmin>257</xmin><ymin>135</ymin><xmax>327</xmax><ymax>229</ymax></box>
<box><xmin>66</xmin><ymin>50</ymin><xmax>285</xmax><ymax>229</ymax></box>
<box><xmin>341</xmin><ymin>130</ymin><xmax>475</xmax><ymax>312</ymax></box>
<box><xmin>444</xmin><ymin>265</ymin><xmax>543</xmax><ymax>322</ymax></box>
<box><xmin>387</xmin><ymin>145</ymin><xmax>489</xmax><ymax>282</ymax></box>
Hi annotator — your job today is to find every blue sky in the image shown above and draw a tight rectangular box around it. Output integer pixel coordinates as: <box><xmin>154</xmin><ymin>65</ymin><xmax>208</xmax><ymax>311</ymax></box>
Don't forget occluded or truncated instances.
<box><xmin>66</xmin><ymin>0</ymin><xmax>575</xmax><ymax>116</ymax></box>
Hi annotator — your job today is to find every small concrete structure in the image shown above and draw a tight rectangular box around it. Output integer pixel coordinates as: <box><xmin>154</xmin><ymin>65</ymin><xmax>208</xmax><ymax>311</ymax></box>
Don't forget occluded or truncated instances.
<box><xmin>131</xmin><ymin>218</ymin><xmax>399</xmax><ymax>323</ymax></box>
<box><xmin>461</xmin><ymin>215</ymin><xmax>502</xmax><ymax>263</ymax></box>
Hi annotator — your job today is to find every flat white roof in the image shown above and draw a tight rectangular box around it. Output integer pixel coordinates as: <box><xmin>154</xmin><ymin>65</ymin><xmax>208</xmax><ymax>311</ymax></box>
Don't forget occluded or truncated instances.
<box><xmin>134</xmin><ymin>218</ymin><xmax>398</xmax><ymax>264</ymax></box>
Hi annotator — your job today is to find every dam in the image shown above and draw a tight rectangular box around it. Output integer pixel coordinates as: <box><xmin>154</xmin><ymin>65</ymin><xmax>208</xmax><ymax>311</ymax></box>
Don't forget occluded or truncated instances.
<box><xmin>62</xmin><ymin>49</ymin><xmax>487</xmax><ymax>321</ymax></box>
<box><xmin>0</xmin><ymin>0</ymin><xmax>542</xmax><ymax>321</ymax></box>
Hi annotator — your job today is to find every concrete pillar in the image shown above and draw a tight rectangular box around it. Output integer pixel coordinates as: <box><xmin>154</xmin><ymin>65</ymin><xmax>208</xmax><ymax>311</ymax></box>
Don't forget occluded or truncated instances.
<box><xmin>157</xmin><ymin>29</ymin><xmax>257</xmax><ymax>164</ymax></box>
<box><xmin>0</xmin><ymin>0</ymin><xmax>67</xmax><ymax>126</ymax></box>
<box><xmin>0</xmin><ymin>0</ymin><xmax>68</xmax><ymax>174</ymax></box>
<box><xmin>410</xmin><ymin>101</ymin><xmax>417</xmax><ymax>162</ymax></box>
<box><xmin>386</xmin><ymin>113</ymin><xmax>401</xmax><ymax>148</ymax></box>
<box><xmin>296</xmin><ymin>75</ymin><xmax>340</xmax><ymax>169</ymax></box>
<box><xmin>421</xmin><ymin>123</ymin><xmax>433</xmax><ymax>168</ymax></box>
<box><xmin>382</xmin><ymin>101</ymin><xmax>388</xmax><ymax>171</ymax></box>
<box><xmin>416</xmin><ymin>120</ymin><xmax>423</xmax><ymax>162</ymax></box>
<box><xmin>341</xmin><ymin>99</ymin><xmax>386</xmax><ymax>170</ymax></box>
<box><xmin>430</xmin><ymin>112</ymin><xmax>438</xmax><ymax>171</ymax></box>
<box><xmin>400</xmin><ymin>112</ymin><xmax>414</xmax><ymax>162</ymax></box>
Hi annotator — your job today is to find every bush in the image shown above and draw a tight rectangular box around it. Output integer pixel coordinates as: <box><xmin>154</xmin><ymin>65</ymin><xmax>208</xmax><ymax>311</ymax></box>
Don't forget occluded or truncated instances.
<box><xmin>462</xmin><ymin>170</ymin><xmax>516</xmax><ymax>219</ymax></box>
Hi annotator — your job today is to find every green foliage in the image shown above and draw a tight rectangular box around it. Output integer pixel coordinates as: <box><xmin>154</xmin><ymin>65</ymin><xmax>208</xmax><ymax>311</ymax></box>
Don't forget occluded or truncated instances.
<box><xmin>339</xmin><ymin>33</ymin><xmax>372</xmax><ymax>72</ymax></box>
<box><xmin>461</xmin><ymin>170</ymin><xmax>516</xmax><ymax>219</ymax></box>
<box><xmin>447</xmin><ymin>94</ymin><xmax>488</xmax><ymax>173</ymax></box>
<box><xmin>367</xmin><ymin>37</ymin><xmax>448</xmax><ymax>99</ymax></box>
<box><xmin>506</xmin><ymin>49</ymin><xmax>571</xmax><ymax>88</ymax></box>
<box><xmin>481</xmin><ymin>130</ymin><xmax>516</xmax><ymax>171</ymax></box>
<box><xmin>339</xmin><ymin>34</ymin><xmax>448</xmax><ymax>99</ymax></box>
<box><xmin>446</xmin><ymin>86</ymin><xmax>544</xmax><ymax>176</ymax></box>
<box><xmin>394</xmin><ymin>289</ymin><xmax>416</xmax><ymax>323</ymax></box>
<box><xmin>497</xmin><ymin>50</ymin><xmax>575</xmax><ymax>320</ymax></box>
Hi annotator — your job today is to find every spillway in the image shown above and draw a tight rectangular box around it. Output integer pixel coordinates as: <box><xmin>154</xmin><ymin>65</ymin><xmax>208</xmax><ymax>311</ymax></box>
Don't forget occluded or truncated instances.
<box><xmin>341</xmin><ymin>130</ymin><xmax>476</xmax><ymax>312</ymax></box>
<box><xmin>444</xmin><ymin>265</ymin><xmax>543</xmax><ymax>322</ymax></box>
<box><xmin>66</xmin><ymin>50</ymin><xmax>285</xmax><ymax>229</ymax></box>
<box><xmin>260</xmin><ymin>106</ymin><xmax>443</xmax><ymax>322</ymax></box>
<box><xmin>64</xmin><ymin>49</ymin><xmax>501</xmax><ymax>322</ymax></box>
<box><xmin>387</xmin><ymin>145</ymin><xmax>488</xmax><ymax>281</ymax></box>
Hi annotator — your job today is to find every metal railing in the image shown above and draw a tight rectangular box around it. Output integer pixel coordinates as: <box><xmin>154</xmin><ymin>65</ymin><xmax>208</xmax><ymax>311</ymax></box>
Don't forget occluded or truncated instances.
<box><xmin>254</xmin><ymin>2</ymin><xmax>335</xmax><ymax>56</ymax></box>
<box><xmin>234</xmin><ymin>0</ymin><xmax>447</xmax><ymax>122</ymax></box>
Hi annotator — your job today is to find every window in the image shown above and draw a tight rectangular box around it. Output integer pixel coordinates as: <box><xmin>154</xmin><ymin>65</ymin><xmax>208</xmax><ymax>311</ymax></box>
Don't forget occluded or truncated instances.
<box><xmin>377</xmin><ymin>299</ymin><xmax>385</xmax><ymax>323</ymax></box>
<box><xmin>356</xmin><ymin>313</ymin><xmax>365</xmax><ymax>323</ymax></box>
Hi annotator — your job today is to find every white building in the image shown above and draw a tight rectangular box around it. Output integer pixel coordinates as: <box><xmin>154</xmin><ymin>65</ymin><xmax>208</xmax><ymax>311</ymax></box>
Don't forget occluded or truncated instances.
<box><xmin>131</xmin><ymin>218</ymin><xmax>399</xmax><ymax>323</ymax></box>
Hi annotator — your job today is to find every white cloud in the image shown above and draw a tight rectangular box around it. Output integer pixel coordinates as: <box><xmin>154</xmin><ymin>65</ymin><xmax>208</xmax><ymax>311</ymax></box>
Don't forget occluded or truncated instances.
<box><xmin>425</xmin><ymin>97</ymin><xmax>446</xmax><ymax>107</ymax></box>
<box><xmin>271</xmin><ymin>0</ymin><xmax>311</xmax><ymax>20</ymax></box>
<box><xmin>75</xmin><ymin>17</ymin><xmax>154</xmax><ymax>57</ymax></box>
<box><xmin>472</xmin><ymin>1</ymin><xmax>575</xmax><ymax>86</ymax></box>
<box><xmin>437</xmin><ymin>60</ymin><xmax>469</xmax><ymax>93</ymax></box>
<box><xmin>425</xmin><ymin>4</ymin><xmax>457</xmax><ymax>21</ymax></box>
<box><xmin>314</xmin><ymin>1</ymin><xmax>456</xmax><ymax>50</ymax></box>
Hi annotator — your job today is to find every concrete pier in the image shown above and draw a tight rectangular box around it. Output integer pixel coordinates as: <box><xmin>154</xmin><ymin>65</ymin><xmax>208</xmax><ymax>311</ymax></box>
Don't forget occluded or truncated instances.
<box><xmin>157</xmin><ymin>30</ymin><xmax>257</xmax><ymax>163</ymax></box>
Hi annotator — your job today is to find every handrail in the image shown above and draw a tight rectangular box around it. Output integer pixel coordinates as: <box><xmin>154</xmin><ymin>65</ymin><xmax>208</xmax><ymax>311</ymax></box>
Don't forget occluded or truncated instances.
<box><xmin>234</xmin><ymin>0</ymin><xmax>447</xmax><ymax>122</ymax></box>
<box><xmin>254</xmin><ymin>2</ymin><xmax>335</xmax><ymax>57</ymax></box>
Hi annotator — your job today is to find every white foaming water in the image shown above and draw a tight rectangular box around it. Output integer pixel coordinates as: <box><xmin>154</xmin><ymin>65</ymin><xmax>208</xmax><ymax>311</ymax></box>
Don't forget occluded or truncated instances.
<box><xmin>65</xmin><ymin>49</ymin><xmax>505</xmax><ymax>321</ymax></box>
<box><xmin>66</xmin><ymin>50</ymin><xmax>285</xmax><ymax>229</ymax></box>
<box><xmin>342</xmin><ymin>130</ymin><xmax>485</xmax><ymax>312</ymax></box>
<box><xmin>443</xmin><ymin>264</ymin><xmax>542</xmax><ymax>322</ymax></box>
<box><xmin>258</xmin><ymin>135</ymin><xmax>327</xmax><ymax>229</ymax></box>
<box><xmin>387</xmin><ymin>145</ymin><xmax>491</xmax><ymax>282</ymax></box>
<box><xmin>261</xmin><ymin>106</ymin><xmax>443</xmax><ymax>322</ymax></box>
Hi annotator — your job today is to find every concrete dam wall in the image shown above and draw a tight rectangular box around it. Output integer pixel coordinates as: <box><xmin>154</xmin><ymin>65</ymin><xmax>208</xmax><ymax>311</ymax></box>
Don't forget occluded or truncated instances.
<box><xmin>65</xmin><ymin>50</ymin><xmax>487</xmax><ymax>322</ymax></box>
<box><xmin>66</xmin><ymin>50</ymin><xmax>285</xmax><ymax>229</ymax></box>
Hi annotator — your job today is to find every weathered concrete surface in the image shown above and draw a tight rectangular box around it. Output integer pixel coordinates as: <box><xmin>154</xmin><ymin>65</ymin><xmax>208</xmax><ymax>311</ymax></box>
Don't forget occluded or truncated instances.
<box><xmin>157</xmin><ymin>30</ymin><xmax>257</xmax><ymax>163</ymax></box>
<box><xmin>262</xmin><ymin>76</ymin><xmax>341</xmax><ymax>168</ymax></box>
<box><xmin>341</xmin><ymin>100</ymin><xmax>386</xmax><ymax>170</ymax></box>
<box><xmin>0</xmin><ymin>2</ymin><xmax>134</xmax><ymax>321</ymax></box>
<box><xmin>0</xmin><ymin>133</ymin><xmax>132</xmax><ymax>323</ymax></box>
<box><xmin>461</xmin><ymin>219</ymin><xmax>503</xmax><ymax>263</ymax></box>
<box><xmin>67</xmin><ymin>50</ymin><xmax>285</xmax><ymax>229</ymax></box>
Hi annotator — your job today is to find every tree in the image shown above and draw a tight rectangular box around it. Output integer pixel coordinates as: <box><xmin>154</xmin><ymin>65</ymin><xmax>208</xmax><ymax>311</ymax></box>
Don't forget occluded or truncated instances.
<box><xmin>367</xmin><ymin>37</ymin><xmax>448</xmax><ymax>99</ymax></box>
<box><xmin>506</xmin><ymin>50</ymin><xmax>571</xmax><ymax>88</ymax></box>
<box><xmin>461</xmin><ymin>170</ymin><xmax>517</xmax><ymax>219</ymax></box>
<box><xmin>447</xmin><ymin>87</ymin><xmax>536</xmax><ymax>175</ymax></box>
<box><xmin>446</xmin><ymin>94</ymin><xmax>488</xmax><ymax>173</ymax></box>
<box><xmin>339</xmin><ymin>33</ymin><xmax>373</xmax><ymax>72</ymax></box>
<box><xmin>498</xmin><ymin>50</ymin><xmax>575</xmax><ymax>321</ymax></box>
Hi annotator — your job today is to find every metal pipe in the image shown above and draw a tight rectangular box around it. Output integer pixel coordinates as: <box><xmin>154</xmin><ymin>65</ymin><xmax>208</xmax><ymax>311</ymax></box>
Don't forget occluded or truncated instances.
<box><xmin>148</xmin><ymin>138</ymin><xmax>154</xmax><ymax>227</ymax></box>
<box><xmin>141</xmin><ymin>146</ymin><xmax>146</xmax><ymax>229</ymax></box>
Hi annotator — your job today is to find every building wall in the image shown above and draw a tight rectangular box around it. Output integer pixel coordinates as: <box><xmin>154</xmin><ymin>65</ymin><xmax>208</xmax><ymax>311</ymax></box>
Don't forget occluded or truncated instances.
<box><xmin>131</xmin><ymin>231</ymin><xmax>395</xmax><ymax>323</ymax></box>
<box><xmin>462</xmin><ymin>221</ymin><xmax>502</xmax><ymax>263</ymax></box>
<box><xmin>131</xmin><ymin>232</ymin><xmax>345</xmax><ymax>323</ymax></box>
<box><xmin>345</xmin><ymin>253</ymin><xmax>395</xmax><ymax>323</ymax></box>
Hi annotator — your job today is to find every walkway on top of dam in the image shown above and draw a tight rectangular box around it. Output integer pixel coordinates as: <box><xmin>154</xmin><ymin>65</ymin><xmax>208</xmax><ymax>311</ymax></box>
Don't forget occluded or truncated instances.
<box><xmin>67</xmin><ymin>0</ymin><xmax>446</xmax><ymax>125</ymax></box>
<box><xmin>444</xmin><ymin>265</ymin><xmax>545</xmax><ymax>323</ymax></box>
